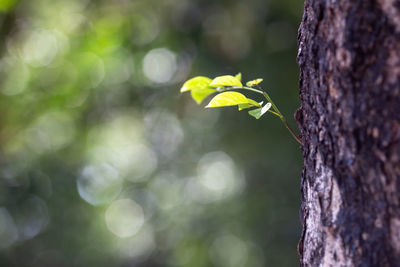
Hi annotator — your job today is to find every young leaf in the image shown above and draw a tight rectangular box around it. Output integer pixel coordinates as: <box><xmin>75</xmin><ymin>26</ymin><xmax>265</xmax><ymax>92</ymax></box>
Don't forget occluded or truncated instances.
<box><xmin>206</xmin><ymin>91</ymin><xmax>249</xmax><ymax>108</ymax></box>
<box><xmin>235</xmin><ymin>72</ymin><xmax>242</xmax><ymax>82</ymax></box>
<box><xmin>248</xmin><ymin>108</ymin><xmax>262</xmax><ymax>119</ymax></box>
<box><xmin>248</xmin><ymin>103</ymin><xmax>272</xmax><ymax>119</ymax></box>
<box><xmin>247</xmin><ymin>99</ymin><xmax>262</xmax><ymax>107</ymax></box>
<box><xmin>238</xmin><ymin>104</ymin><xmax>252</xmax><ymax>111</ymax></box>
<box><xmin>210</xmin><ymin>75</ymin><xmax>243</xmax><ymax>88</ymax></box>
<box><xmin>246</xmin><ymin>78</ymin><xmax>263</xmax><ymax>87</ymax></box>
<box><xmin>180</xmin><ymin>76</ymin><xmax>212</xmax><ymax>92</ymax></box>
<box><xmin>191</xmin><ymin>87</ymin><xmax>217</xmax><ymax>104</ymax></box>
<box><xmin>238</xmin><ymin>99</ymin><xmax>262</xmax><ymax>111</ymax></box>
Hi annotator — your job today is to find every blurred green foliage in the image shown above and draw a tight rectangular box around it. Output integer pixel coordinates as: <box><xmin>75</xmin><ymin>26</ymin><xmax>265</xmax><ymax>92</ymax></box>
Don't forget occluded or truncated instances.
<box><xmin>0</xmin><ymin>0</ymin><xmax>303</xmax><ymax>266</ymax></box>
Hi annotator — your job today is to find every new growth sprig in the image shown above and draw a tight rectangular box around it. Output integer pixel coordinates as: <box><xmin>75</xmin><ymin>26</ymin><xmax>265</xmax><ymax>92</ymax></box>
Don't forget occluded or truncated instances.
<box><xmin>180</xmin><ymin>73</ymin><xmax>302</xmax><ymax>144</ymax></box>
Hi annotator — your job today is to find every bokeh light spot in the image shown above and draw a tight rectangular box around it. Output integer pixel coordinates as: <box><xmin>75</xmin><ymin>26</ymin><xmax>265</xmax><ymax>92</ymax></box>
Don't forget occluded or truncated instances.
<box><xmin>188</xmin><ymin>151</ymin><xmax>245</xmax><ymax>202</ymax></box>
<box><xmin>15</xmin><ymin>196</ymin><xmax>49</xmax><ymax>241</ymax></box>
<box><xmin>0</xmin><ymin>208</ymin><xmax>18</xmax><ymax>249</ymax></box>
<box><xmin>145</xmin><ymin>110</ymin><xmax>184</xmax><ymax>158</ymax></box>
<box><xmin>77</xmin><ymin>164</ymin><xmax>122</xmax><ymax>206</ymax></box>
<box><xmin>143</xmin><ymin>48</ymin><xmax>177</xmax><ymax>84</ymax></box>
<box><xmin>125</xmin><ymin>144</ymin><xmax>158</xmax><ymax>182</ymax></box>
<box><xmin>1</xmin><ymin>58</ymin><xmax>30</xmax><ymax>95</ymax></box>
<box><xmin>149</xmin><ymin>172</ymin><xmax>183</xmax><ymax>210</ymax></box>
<box><xmin>111</xmin><ymin>225</ymin><xmax>155</xmax><ymax>260</ymax></box>
<box><xmin>130</xmin><ymin>12</ymin><xmax>159</xmax><ymax>46</ymax></box>
<box><xmin>210</xmin><ymin>234</ymin><xmax>249</xmax><ymax>267</ymax></box>
<box><xmin>21</xmin><ymin>29</ymin><xmax>58</xmax><ymax>67</ymax></box>
<box><xmin>25</xmin><ymin>111</ymin><xmax>76</xmax><ymax>153</ymax></box>
<box><xmin>85</xmin><ymin>113</ymin><xmax>157</xmax><ymax>182</ymax></box>
<box><xmin>103</xmin><ymin>55</ymin><xmax>133</xmax><ymax>85</ymax></box>
<box><xmin>105</xmin><ymin>198</ymin><xmax>144</xmax><ymax>238</ymax></box>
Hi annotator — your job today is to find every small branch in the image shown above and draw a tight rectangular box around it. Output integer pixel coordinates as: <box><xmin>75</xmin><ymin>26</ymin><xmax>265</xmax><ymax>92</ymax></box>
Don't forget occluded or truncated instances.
<box><xmin>282</xmin><ymin>119</ymin><xmax>302</xmax><ymax>145</ymax></box>
<box><xmin>267</xmin><ymin>110</ymin><xmax>281</xmax><ymax>117</ymax></box>
<box><xmin>230</xmin><ymin>86</ymin><xmax>264</xmax><ymax>95</ymax></box>
<box><xmin>259</xmin><ymin>89</ymin><xmax>302</xmax><ymax>145</ymax></box>
<box><xmin>221</xmin><ymin>85</ymin><xmax>302</xmax><ymax>145</ymax></box>
<box><xmin>261</xmin><ymin>91</ymin><xmax>282</xmax><ymax>116</ymax></box>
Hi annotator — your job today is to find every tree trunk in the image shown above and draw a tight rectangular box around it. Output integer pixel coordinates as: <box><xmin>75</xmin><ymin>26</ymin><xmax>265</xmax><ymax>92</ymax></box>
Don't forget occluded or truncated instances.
<box><xmin>296</xmin><ymin>0</ymin><xmax>400</xmax><ymax>266</ymax></box>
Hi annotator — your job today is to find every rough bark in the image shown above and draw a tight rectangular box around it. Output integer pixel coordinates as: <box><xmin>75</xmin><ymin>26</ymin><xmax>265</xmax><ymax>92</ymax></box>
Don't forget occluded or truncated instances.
<box><xmin>296</xmin><ymin>0</ymin><xmax>400</xmax><ymax>266</ymax></box>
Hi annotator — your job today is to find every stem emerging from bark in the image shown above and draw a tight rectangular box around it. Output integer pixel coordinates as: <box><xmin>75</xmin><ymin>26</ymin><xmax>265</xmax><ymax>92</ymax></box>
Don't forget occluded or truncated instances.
<box><xmin>227</xmin><ymin>86</ymin><xmax>302</xmax><ymax>145</ymax></box>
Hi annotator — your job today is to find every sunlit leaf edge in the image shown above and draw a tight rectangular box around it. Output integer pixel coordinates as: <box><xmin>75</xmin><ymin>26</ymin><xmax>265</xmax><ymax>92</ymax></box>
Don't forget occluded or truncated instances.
<box><xmin>205</xmin><ymin>91</ymin><xmax>249</xmax><ymax>108</ymax></box>
<box><xmin>209</xmin><ymin>75</ymin><xmax>243</xmax><ymax>88</ymax></box>
<box><xmin>180</xmin><ymin>76</ymin><xmax>212</xmax><ymax>92</ymax></box>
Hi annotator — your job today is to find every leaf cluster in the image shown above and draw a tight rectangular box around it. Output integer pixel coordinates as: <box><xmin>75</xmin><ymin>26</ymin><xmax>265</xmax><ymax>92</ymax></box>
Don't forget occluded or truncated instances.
<box><xmin>180</xmin><ymin>74</ymin><xmax>270</xmax><ymax>119</ymax></box>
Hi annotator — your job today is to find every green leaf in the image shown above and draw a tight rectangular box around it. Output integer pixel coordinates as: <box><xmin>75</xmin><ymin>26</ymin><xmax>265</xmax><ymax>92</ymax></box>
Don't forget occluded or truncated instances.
<box><xmin>180</xmin><ymin>76</ymin><xmax>216</xmax><ymax>104</ymax></box>
<box><xmin>210</xmin><ymin>75</ymin><xmax>243</xmax><ymax>88</ymax></box>
<box><xmin>238</xmin><ymin>103</ymin><xmax>253</xmax><ymax>111</ymax></box>
<box><xmin>246</xmin><ymin>78</ymin><xmax>263</xmax><ymax>87</ymax></box>
<box><xmin>247</xmin><ymin>99</ymin><xmax>262</xmax><ymax>107</ymax></box>
<box><xmin>248</xmin><ymin>108</ymin><xmax>262</xmax><ymax>119</ymax></box>
<box><xmin>191</xmin><ymin>87</ymin><xmax>217</xmax><ymax>104</ymax></box>
<box><xmin>205</xmin><ymin>92</ymin><xmax>249</xmax><ymax>108</ymax></box>
<box><xmin>235</xmin><ymin>72</ymin><xmax>242</xmax><ymax>82</ymax></box>
<box><xmin>238</xmin><ymin>99</ymin><xmax>262</xmax><ymax>111</ymax></box>
<box><xmin>248</xmin><ymin>103</ymin><xmax>272</xmax><ymax>119</ymax></box>
<box><xmin>180</xmin><ymin>76</ymin><xmax>212</xmax><ymax>92</ymax></box>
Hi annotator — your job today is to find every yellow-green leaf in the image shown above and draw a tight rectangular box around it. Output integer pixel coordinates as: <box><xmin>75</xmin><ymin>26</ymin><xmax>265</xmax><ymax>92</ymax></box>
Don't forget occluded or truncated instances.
<box><xmin>238</xmin><ymin>99</ymin><xmax>262</xmax><ymax>111</ymax></box>
<box><xmin>238</xmin><ymin>103</ymin><xmax>253</xmax><ymax>111</ymax></box>
<box><xmin>205</xmin><ymin>92</ymin><xmax>248</xmax><ymax>108</ymax></box>
<box><xmin>248</xmin><ymin>108</ymin><xmax>262</xmax><ymax>119</ymax></box>
<box><xmin>180</xmin><ymin>76</ymin><xmax>212</xmax><ymax>92</ymax></box>
<box><xmin>247</xmin><ymin>99</ymin><xmax>262</xmax><ymax>107</ymax></box>
<box><xmin>191</xmin><ymin>87</ymin><xmax>217</xmax><ymax>104</ymax></box>
<box><xmin>246</xmin><ymin>78</ymin><xmax>263</xmax><ymax>87</ymax></box>
<box><xmin>235</xmin><ymin>72</ymin><xmax>242</xmax><ymax>82</ymax></box>
<box><xmin>210</xmin><ymin>75</ymin><xmax>243</xmax><ymax>88</ymax></box>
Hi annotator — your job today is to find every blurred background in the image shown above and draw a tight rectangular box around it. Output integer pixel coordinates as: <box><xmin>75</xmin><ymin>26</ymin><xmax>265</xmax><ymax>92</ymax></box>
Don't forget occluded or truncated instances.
<box><xmin>0</xmin><ymin>0</ymin><xmax>303</xmax><ymax>266</ymax></box>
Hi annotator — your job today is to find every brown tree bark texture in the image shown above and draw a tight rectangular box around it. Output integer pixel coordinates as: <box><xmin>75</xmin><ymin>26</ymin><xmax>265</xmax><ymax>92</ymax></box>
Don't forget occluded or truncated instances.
<box><xmin>296</xmin><ymin>0</ymin><xmax>400</xmax><ymax>266</ymax></box>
